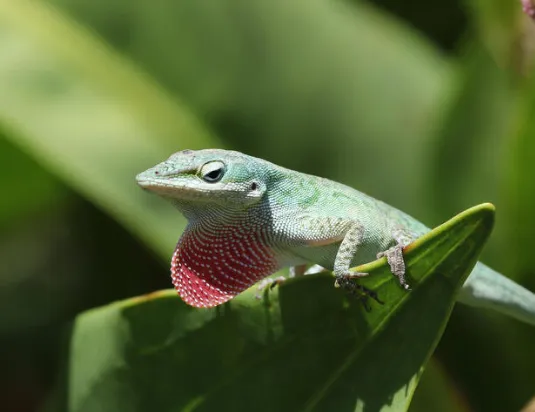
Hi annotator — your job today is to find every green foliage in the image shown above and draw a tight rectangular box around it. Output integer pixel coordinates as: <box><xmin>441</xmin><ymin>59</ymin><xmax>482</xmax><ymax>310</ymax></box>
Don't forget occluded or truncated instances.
<box><xmin>0</xmin><ymin>137</ymin><xmax>65</xmax><ymax>228</ymax></box>
<box><xmin>0</xmin><ymin>1</ymin><xmax>222</xmax><ymax>257</ymax></box>
<box><xmin>0</xmin><ymin>0</ymin><xmax>534</xmax><ymax>411</ymax></box>
<box><xmin>69</xmin><ymin>205</ymin><xmax>494</xmax><ymax>412</ymax></box>
<box><xmin>49</xmin><ymin>0</ymin><xmax>452</xmax><ymax>213</ymax></box>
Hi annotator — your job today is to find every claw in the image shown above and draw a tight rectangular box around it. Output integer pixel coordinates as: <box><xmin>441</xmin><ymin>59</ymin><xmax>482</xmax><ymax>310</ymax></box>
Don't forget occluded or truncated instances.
<box><xmin>378</xmin><ymin>244</ymin><xmax>410</xmax><ymax>290</ymax></box>
<box><xmin>334</xmin><ymin>272</ymin><xmax>384</xmax><ymax>307</ymax></box>
<box><xmin>255</xmin><ymin>276</ymin><xmax>286</xmax><ymax>299</ymax></box>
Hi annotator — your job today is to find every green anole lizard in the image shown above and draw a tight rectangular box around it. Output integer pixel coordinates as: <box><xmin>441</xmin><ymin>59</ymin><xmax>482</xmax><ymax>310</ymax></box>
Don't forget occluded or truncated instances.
<box><xmin>136</xmin><ymin>149</ymin><xmax>535</xmax><ymax>325</ymax></box>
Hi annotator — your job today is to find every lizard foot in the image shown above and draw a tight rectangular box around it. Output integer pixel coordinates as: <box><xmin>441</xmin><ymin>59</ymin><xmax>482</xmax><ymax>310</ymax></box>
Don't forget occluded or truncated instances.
<box><xmin>334</xmin><ymin>272</ymin><xmax>384</xmax><ymax>310</ymax></box>
<box><xmin>377</xmin><ymin>244</ymin><xmax>410</xmax><ymax>290</ymax></box>
<box><xmin>255</xmin><ymin>276</ymin><xmax>286</xmax><ymax>299</ymax></box>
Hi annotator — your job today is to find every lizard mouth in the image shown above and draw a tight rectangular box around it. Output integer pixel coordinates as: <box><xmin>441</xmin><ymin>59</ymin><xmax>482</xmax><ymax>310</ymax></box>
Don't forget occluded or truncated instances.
<box><xmin>135</xmin><ymin>175</ymin><xmax>203</xmax><ymax>198</ymax></box>
<box><xmin>136</xmin><ymin>178</ymin><xmax>177</xmax><ymax>194</ymax></box>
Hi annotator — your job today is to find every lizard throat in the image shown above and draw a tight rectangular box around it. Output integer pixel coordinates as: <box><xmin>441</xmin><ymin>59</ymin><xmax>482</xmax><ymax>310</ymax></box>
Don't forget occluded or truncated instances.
<box><xmin>171</xmin><ymin>223</ymin><xmax>278</xmax><ymax>308</ymax></box>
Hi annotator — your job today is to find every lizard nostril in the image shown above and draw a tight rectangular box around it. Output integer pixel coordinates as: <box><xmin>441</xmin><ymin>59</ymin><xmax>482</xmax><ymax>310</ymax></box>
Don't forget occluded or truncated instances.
<box><xmin>154</xmin><ymin>171</ymin><xmax>160</xmax><ymax>175</ymax></box>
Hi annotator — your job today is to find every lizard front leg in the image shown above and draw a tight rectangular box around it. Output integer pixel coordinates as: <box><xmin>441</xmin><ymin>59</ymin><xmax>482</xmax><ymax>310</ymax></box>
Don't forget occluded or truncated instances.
<box><xmin>332</xmin><ymin>223</ymin><xmax>383</xmax><ymax>305</ymax></box>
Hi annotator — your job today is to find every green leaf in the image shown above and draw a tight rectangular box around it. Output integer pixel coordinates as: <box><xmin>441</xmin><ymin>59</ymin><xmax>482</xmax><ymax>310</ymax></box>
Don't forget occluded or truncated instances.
<box><xmin>68</xmin><ymin>204</ymin><xmax>494</xmax><ymax>412</ymax></box>
<box><xmin>0</xmin><ymin>1</ymin><xmax>221</xmax><ymax>258</ymax></box>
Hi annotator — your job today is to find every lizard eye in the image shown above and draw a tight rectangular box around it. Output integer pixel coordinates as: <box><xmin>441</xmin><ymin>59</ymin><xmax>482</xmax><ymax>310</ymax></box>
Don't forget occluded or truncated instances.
<box><xmin>200</xmin><ymin>161</ymin><xmax>225</xmax><ymax>183</ymax></box>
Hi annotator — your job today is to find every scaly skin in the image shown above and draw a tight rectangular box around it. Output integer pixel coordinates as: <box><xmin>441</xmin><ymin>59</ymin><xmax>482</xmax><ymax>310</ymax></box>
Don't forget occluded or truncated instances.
<box><xmin>136</xmin><ymin>149</ymin><xmax>535</xmax><ymax>325</ymax></box>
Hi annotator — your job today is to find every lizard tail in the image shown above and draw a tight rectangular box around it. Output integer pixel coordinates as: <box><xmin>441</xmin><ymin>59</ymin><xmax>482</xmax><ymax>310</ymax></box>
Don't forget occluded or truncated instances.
<box><xmin>457</xmin><ymin>262</ymin><xmax>535</xmax><ymax>326</ymax></box>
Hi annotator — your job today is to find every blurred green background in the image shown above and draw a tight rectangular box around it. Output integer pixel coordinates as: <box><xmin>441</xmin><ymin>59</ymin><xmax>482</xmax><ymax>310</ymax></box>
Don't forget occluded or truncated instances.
<box><xmin>1</xmin><ymin>0</ymin><xmax>535</xmax><ymax>411</ymax></box>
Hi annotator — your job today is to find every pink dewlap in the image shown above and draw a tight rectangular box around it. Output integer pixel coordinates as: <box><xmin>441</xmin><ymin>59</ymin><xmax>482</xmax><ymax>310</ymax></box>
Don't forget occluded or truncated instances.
<box><xmin>171</xmin><ymin>226</ymin><xmax>278</xmax><ymax>308</ymax></box>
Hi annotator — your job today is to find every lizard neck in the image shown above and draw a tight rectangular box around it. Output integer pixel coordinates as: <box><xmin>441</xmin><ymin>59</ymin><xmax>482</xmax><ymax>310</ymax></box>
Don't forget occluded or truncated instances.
<box><xmin>171</xmin><ymin>210</ymin><xmax>279</xmax><ymax>307</ymax></box>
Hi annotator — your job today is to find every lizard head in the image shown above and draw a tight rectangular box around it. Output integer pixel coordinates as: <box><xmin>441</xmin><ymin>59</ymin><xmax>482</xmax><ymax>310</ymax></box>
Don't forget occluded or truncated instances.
<box><xmin>136</xmin><ymin>149</ymin><xmax>269</xmax><ymax>211</ymax></box>
<box><xmin>137</xmin><ymin>149</ymin><xmax>281</xmax><ymax>308</ymax></box>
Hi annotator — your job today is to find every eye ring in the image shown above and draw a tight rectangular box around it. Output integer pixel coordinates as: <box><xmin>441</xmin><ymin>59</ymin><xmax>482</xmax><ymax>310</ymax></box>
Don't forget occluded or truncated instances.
<box><xmin>200</xmin><ymin>161</ymin><xmax>226</xmax><ymax>183</ymax></box>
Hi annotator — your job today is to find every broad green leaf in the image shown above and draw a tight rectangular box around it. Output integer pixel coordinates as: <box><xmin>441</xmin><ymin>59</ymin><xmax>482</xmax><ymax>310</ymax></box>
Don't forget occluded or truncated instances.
<box><xmin>0</xmin><ymin>0</ymin><xmax>221</xmax><ymax>258</ymax></box>
<box><xmin>69</xmin><ymin>204</ymin><xmax>494</xmax><ymax>412</ymax></box>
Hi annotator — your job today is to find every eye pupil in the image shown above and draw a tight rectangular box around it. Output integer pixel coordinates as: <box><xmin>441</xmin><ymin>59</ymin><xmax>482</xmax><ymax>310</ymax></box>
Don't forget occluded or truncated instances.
<box><xmin>203</xmin><ymin>168</ymin><xmax>223</xmax><ymax>182</ymax></box>
<box><xmin>200</xmin><ymin>161</ymin><xmax>226</xmax><ymax>183</ymax></box>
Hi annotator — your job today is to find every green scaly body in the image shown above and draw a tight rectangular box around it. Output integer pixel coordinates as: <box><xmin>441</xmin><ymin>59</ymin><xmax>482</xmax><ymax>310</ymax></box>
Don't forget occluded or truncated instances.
<box><xmin>136</xmin><ymin>149</ymin><xmax>535</xmax><ymax>325</ymax></box>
